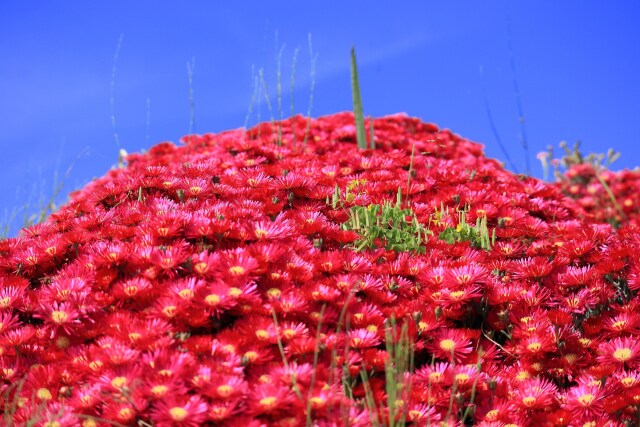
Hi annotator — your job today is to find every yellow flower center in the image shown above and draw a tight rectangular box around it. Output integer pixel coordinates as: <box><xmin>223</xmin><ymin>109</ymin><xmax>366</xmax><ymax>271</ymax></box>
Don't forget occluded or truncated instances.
<box><xmin>577</xmin><ymin>394</ymin><xmax>595</xmax><ymax>406</ymax></box>
<box><xmin>178</xmin><ymin>289</ymin><xmax>194</xmax><ymax>299</ymax></box>
<box><xmin>527</xmin><ymin>342</ymin><xmax>542</xmax><ymax>352</ymax></box>
<box><xmin>244</xmin><ymin>351</ymin><xmax>258</xmax><ymax>362</ymax></box>
<box><xmin>522</xmin><ymin>396</ymin><xmax>536</xmax><ymax>407</ymax></box>
<box><xmin>151</xmin><ymin>385</ymin><xmax>169</xmax><ymax>397</ymax></box>
<box><xmin>256</xmin><ymin>330</ymin><xmax>270</xmax><ymax>340</ymax></box>
<box><xmin>579</xmin><ymin>338</ymin><xmax>592</xmax><ymax>347</ymax></box>
<box><xmin>259</xmin><ymin>374</ymin><xmax>271</xmax><ymax>384</ymax></box>
<box><xmin>455</xmin><ymin>373</ymin><xmax>470</xmax><ymax>384</ymax></box>
<box><xmin>51</xmin><ymin>310</ymin><xmax>69</xmax><ymax>324</ymax></box>
<box><xmin>162</xmin><ymin>305</ymin><xmax>177</xmax><ymax>317</ymax></box>
<box><xmin>259</xmin><ymin>396</ymin><xmax>277</xmax><ymax>409</ymax></box>
<box><xmin>408</xmin><ymin>409</ymin><xmax>422</xmax><ymax>419</ymax></box>
<box><xmin>439</xmin><ymin>339</ymin><xmax>456</xmax><ymax>352</ymax></box>
<box><xmin>37</xmin><ymin>388</ymin><xmax>52</xmax><ymax>400</ymax></box>
<box><xmin>111</xmin><ymin>376</ymin><xmax>127</xmax><ymax>389</ymax></box>
<box><xmin>118</xmin><ymin>408</ymin><xmax>133</xmax><ymax>420</ymax></box>
<box><xmin>169</xmin><ymin>407</ymin><xmax>188</xmax><ymax>421</ymax></box>
<box><xmin>194</xmin><ymin>262</ymin><xmax>208</xmax><ymax>274</ymax></box>
<box><xmin>520</xmin><ymin>316</ymin><xmax>533</xmax><ymax>324</ymax></box>
<box><xmin>485</xmin><ymin>409</ymin><xmax>499</xmax><ymax>421</ymax></box>
<box><xmin>124</xmin><ymin>286</ymin><xmax>138</xmax><ymax>296</ymax></box>
<box><xmin>229</xmin><ymin>266</ymin><xmax>245</xmax><ymax>275</ymax></box>
<box><xmin>450</xmin><ymin>290</ymin><xmax>465</xmax><ymax>300</ymax></box>
<box><xmin>217</xmin><ymin>385</ymin><xmax>233</xmax><ymax>397</ymax></box>
<box><xmin>612</xmin><ymin>320</ymin><xmax>627</xmax><ymax>330</ymax></box>
<box><xmin>614</xmin><ymin>347</ymin><xmax>633</xmax><ymax>362</ymax></box>
<box><xmin>267</xmin><ymin>288</ymin><xmax>281</xmax><ymax>298</ymax></box>
<box><xmin>210</xmin><ymin>406</ymin><xmax>227</xmax><ymax>419</ymax></box>
<box><xmin>309</xmin><ymin>396</ymin><xmax>326</xmax><ymax>408</ymax></box>
<box><xmin>205</xmin><ymin>294</ymin><xmax>221</xmax><ymax>305</ymax></box>
<box><xmin>621</xmin><ymin>377</ymin><xmax>636</xmax><ymax>387</ymax></box>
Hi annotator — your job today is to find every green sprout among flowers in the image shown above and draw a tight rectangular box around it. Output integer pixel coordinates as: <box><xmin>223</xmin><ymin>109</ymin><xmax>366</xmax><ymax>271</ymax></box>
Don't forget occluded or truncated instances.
<box><xmin>438</xmin><ymin>204</ymin><xmax>495</xmax><ymax>250</ymax></box>
<box><xmin>331</xmin><ymin>185</ymin><xmax>432</xmax><ymax>254</ymax></box>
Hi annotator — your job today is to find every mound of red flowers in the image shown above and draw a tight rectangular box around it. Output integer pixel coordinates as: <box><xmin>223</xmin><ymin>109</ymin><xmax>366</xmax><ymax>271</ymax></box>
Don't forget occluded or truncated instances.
<box><xmin>1</xmin><ymin>112</ymin><xmax>640</xmax><ymax>426</ymax></box>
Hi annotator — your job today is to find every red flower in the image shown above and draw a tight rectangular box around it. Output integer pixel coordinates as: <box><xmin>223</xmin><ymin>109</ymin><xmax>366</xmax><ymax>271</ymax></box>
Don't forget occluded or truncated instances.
<box><xmin>598</xmin><ymin>337</ymin><xmax>640</xmax><ymax>369</ymax></box>
<box><xmin>347</xmin><ymin>328</ymin><xmax>381</xmax><ymax>349</ymax></box>
<box><xmin>564</xmin><ymin>383</ymin><xmax>604</xmax><ymax>418</ymax></box>
<box><xmin>248</xmin><ymin>383</ymin><xmax>295</xmax><ymax>415</ymax></box>
<box><xmin>512</xmin><ymin>257</ymin><xmax>555</xmax><ymax>281</ymax></box>
<box><xmin>427</xmin><ymin>329</ymin><xmax>473</xmax><ymax>363</ymax></box>
<box><xmin>35</xmin><ymin>301</ymin><xmax>81</xmax><ymax>335</ymax></box>
<box><xmin>513</xmin><ymin>377</ymin><xmax>557</xmax><ymax>410</ymax></box>
<box><xmin>252</xmin><ymin>217</ymin><xmax>295</xmax><ymax>241</ymax></box>
<box><xmin>0</xmin><ymin>311</ymin><xmax>19</xmax><ymax>334</ymax></box>
<box><xmin>150</xmin><ymin>395</ymin><xmax>208</xmax><ymax>427</ymax></box>
<box><xmin>216</xmin><ymin>248</ymin><xmax>260</xmax><ymax>283</ymax></box>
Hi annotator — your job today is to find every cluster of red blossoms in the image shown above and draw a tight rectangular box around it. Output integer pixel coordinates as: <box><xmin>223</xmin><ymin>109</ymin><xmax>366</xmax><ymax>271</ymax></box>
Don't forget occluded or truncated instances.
<box><xmin>1</xmin><ymin>112</ymin><xmax>640</xmax><ymax>426</ymax></box>
<box><xmin>556</xmin><ymin>162</ymin><xmax>640</xmax><ymax>229</ymax></box>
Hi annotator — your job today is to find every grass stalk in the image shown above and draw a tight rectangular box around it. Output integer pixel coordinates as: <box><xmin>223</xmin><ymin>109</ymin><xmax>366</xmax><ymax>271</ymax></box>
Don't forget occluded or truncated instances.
<box><xmin>256</xmin><ymin>67</ymin><xmax>263</xmax><ymax>139</ymax></box>
<box><xmin>444</xmin><ymin>349</ymin><xmax>458</xmax><ymax>424</ymax></box>
<box><xmin>145</xmin><ymin>98</ymin><xmax>151</xmax><ymax>145</ymax></box>
<box><xmin>350</xmin><ymin>47</ymin><xmax>367</xmax><ymax>150</ymax></box>
<box><xmin>594</xmin><ymin>167</ymin><xmax>628</xmax><ymax>223</ymax></box>
<box><xmin>244</xmin><ymin>65</ymin><xmax>259</xmax><ymax>130</ymax></box>
<box><xmin>461</xmin><ymin>360</ymin><xmax>483</xmax><ymax>424</ymax></box>
<box><xmin>369</xmin><ymin>116</ymin><xmax>376</xmax><ymax>150</ymax></box>
<box><xmin>327</xmin><ymin>288</ymin><xmax>356</xmax><ymax>416</ymax></box>
<box><xmin>275</xmin><ymin>43</ymin><xmax>285</xmax><ymax>146</ymax></box>
<box><xmin>271</xmin><ymin>309</ymin><xmax>304</xmax><ymax>400</ymax></box>
<box><xmin>506</xmin><ymin>10</ymin><xmax>531</xmax><ymax>175</ymax></box>
<box><xmin>360</xmin><ymin>367</ymin><xmax>382</xmax><ymax>427</ymax></box>
<box><xmin>110</xmin><ymin>33</ymin><xmax>124</xmax><ymax>150</ymax></box>
<box><xmin>305</xmin><ymin>303</ymin><xmax>327</xmax><ymax>427</ymax></box>
<box><xmin>479</xmin><ymin>65</ymin><xmax>519</xmax><ymax>174</ymax></box>
<box><xmin>259</xmin><ymin>68</ymin><xmax>277</xmax><ymax>133</ymax></box>
<box><xmin>187</xmin><ymin>57</ymin><xmax>196</xmax><ymax>134</ymax></box>
<box><xmin>291</xmin><ymin>46</ymin><xmax>300</xmax><ymax>152</ymax></box>
<box><xmin>406</xmin><ymin>143</ymin><xmax>416</xmax><ymax>207</ymax></box>
<box><xmin>303</xmin><ymin>34</ymin><xmax>318</xmax><ymax>149</ymax></box>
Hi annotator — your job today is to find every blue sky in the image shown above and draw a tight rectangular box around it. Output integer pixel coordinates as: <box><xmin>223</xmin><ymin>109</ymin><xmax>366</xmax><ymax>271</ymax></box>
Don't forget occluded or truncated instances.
<box><xmin>1</xmin><ymin>1</ymin><xmax>639</xmax><ymax>236</ymax></box>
